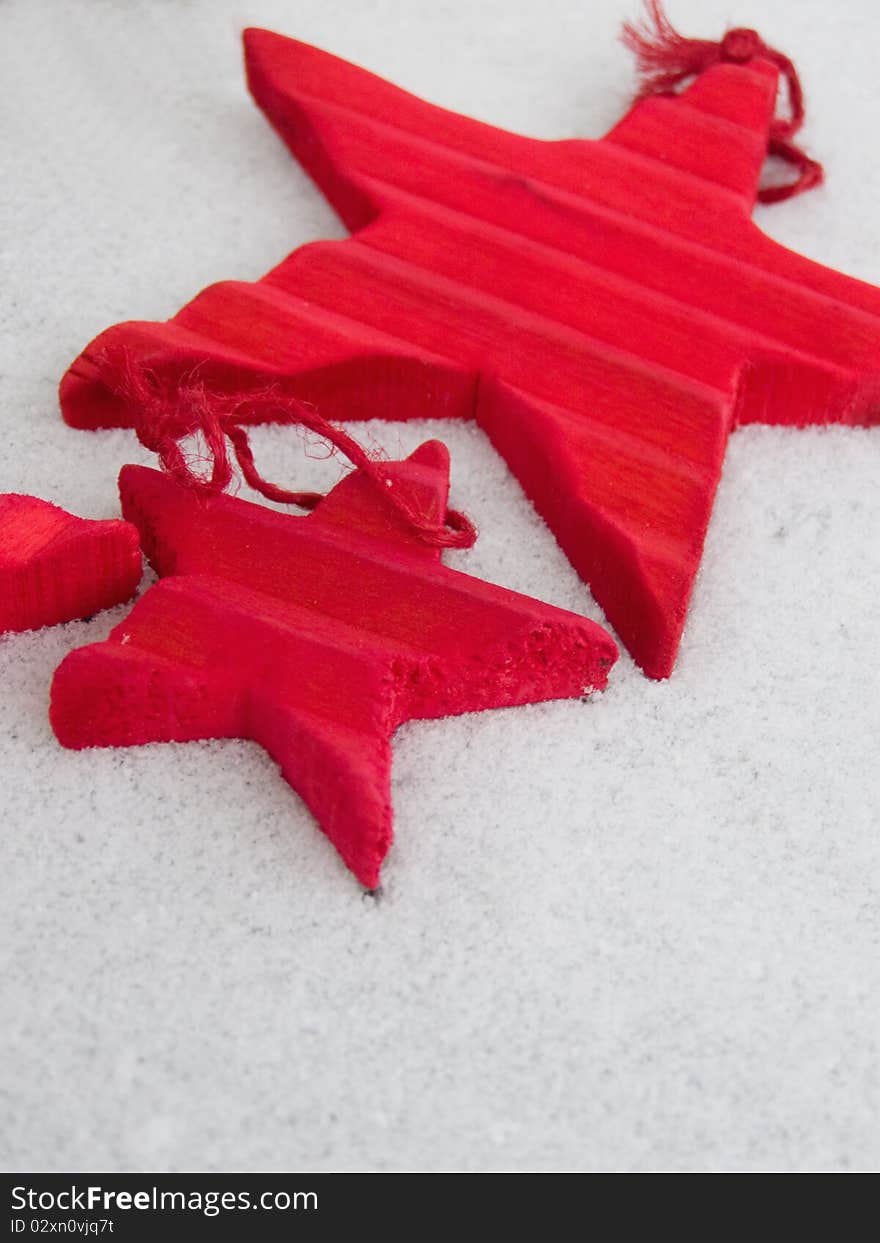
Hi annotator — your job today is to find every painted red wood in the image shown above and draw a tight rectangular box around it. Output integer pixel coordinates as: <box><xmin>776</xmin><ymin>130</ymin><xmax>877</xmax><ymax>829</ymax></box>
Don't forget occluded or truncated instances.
<box><xmin>59</xmin><ymin>29</ymin><xmax>880</xmax><ymax>677</ymax></box>
<box><xmin>50</xmin><ymin>443</ymin><xmax>617</xmax><ymax>887</ymax></box>
<box><xmin>0</xmin><ymin>494</ymin><xmax>141</xmax><ymax>634</ymax></box>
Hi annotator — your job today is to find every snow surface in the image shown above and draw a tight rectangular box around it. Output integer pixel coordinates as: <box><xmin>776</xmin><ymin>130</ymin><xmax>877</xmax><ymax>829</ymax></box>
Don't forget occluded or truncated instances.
<box><xmin>1</xmin><ymin>0</ymin><xmax>879</xmax><ymax>1172</ymax></box>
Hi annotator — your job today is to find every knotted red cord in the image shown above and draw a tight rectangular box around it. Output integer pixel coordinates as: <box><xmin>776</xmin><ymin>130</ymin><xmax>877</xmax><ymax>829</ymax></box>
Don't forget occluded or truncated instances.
<box><xmin>621</xmin><ymin>1</ymin><xmax>823</xmax><ymax>203</ymax></box>
<box><xmin>92</xmin><ymin>349</ymin><xmax>477</xmax><ymax>550</ymax></box>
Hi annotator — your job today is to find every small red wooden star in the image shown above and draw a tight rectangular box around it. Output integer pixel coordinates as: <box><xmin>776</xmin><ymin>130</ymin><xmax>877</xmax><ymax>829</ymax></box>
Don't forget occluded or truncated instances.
<box><xmin>50</xmin><ymin>443</ymin><xmax>617</xmax><ymax>886</ymax></box>
<box><xmin>59</xmin><ymin>27</ymin><xmax>880</xmax><ymax>677</ymax></box>
<box><xmin>0</xmin><ymin>494</ymin><xmax>141</xmax><ymax>635</ymax></box>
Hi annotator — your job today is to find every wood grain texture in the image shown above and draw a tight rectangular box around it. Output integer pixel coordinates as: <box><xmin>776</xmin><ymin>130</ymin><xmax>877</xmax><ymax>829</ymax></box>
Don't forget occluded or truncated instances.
<box><xmin>59</xmin><ymin>29</ymin><xmax>880</xmax><ymax>677</ymax></box>
<box><xmin>0</xmin><ymin>494</ymin><xmax>141</xmax><ymax>634</ymax></box>
<box><xmin>50</xmin><ymin>442</ymin><xmax>617</xmax><ymax>887</ymax></box>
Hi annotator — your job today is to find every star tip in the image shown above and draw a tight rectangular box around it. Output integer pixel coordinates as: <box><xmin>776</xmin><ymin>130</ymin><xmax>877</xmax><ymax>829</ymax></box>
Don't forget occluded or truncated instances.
<box><xmin>242</xmin><ymin>26</ymin><xmax>273</xmax><ymax>48</ymax></box>
<box><xmin>117</xmin><ymin>462</ymin><xmax>157</xmax><ymax>505</ymax></box>
<box><xmin>407</xmin><ymin>439</ymin><xmax>451</xmax><ymax>473</ymax></box>
<box><xmin>242</xmin><ymin>26</ymin><xmax>302</xmax><ymax>65</ymax></box>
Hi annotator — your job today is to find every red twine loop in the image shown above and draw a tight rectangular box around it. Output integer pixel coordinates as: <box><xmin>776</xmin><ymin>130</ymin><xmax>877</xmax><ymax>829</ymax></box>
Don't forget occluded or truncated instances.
<box><xmin>622</xmin><ymin>1</ymin><xmax>824</xmax><ymax>203</ymax></box>
<box><xmin>92</xmin><ymin>349</ymin><xmax>477</xmax><ymax>550</ymax></box>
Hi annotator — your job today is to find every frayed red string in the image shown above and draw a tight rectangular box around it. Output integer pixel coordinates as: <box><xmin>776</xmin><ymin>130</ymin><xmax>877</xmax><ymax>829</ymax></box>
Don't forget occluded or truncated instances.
<box><xmin>622</xmin><ymin>1</ymin><xmax>823</xmax><ymax>203</ymax></box>
<box><xmin>91</xmin><ymin>349</ymin><xmax>477</xmax><ymax>550</ymax></box>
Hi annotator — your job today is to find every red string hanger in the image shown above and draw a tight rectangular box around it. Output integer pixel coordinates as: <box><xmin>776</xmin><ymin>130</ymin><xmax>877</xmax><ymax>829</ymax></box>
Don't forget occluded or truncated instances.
<box><xmin>622</xmin><ymin>0</ymin><xmax>824</xmax><ymax>203</ymax></box>
<box><xmin>94</xmin><ymin>349</ymin><xmax>476</xmax><ymax>551</ymax></box>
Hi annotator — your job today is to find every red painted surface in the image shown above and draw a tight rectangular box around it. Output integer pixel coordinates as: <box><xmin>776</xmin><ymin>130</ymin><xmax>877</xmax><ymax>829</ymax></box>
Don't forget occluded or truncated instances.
<box><xmin>0</xmin><ymin>494</ymin><xmax>141</xmax><ymax>635</ymax></box>
<box><xmin>60</xmin><ymin>30</ymin><xmax>880</xmax><ymax>677</ymax></box>
<box><xmin>50</xmin><ymin>443</ymin><xmax>617</xmax><ymax>887</ymax></box>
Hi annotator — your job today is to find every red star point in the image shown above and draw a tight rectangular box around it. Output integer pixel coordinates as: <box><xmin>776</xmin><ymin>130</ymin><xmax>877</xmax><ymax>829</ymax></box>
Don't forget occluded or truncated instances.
<box><xmin>0</xmin><ymin>494</ymin><xmax>141</xmax><ymax>635</ymax></box>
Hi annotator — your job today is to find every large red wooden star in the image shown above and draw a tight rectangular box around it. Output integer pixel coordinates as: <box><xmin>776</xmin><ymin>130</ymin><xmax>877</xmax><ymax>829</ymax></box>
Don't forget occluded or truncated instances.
<box><xmin>50</xmin><ymin>442</ymin><xmax>617</xmax><ymax>887</ymax></box>
<box><xmin>60</xmin><ymin>28</ymin><xmax>880</xmax><ymax>677</ymax></box>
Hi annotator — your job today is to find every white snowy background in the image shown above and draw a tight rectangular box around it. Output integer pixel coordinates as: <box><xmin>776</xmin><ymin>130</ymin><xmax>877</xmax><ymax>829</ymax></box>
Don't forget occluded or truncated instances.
<box><xmin>1</xmin><ymin>0</ymin><xmax>878</xmax><ymax>1172</ymax></box>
